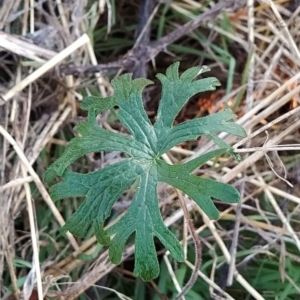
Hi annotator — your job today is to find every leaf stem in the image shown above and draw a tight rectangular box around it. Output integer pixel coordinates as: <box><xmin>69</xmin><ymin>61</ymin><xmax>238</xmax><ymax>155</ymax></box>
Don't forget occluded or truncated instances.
<box><xmin>174</xmin><ymin>191</ymin><xmax>202</xmax><ymax>300</ymax></box>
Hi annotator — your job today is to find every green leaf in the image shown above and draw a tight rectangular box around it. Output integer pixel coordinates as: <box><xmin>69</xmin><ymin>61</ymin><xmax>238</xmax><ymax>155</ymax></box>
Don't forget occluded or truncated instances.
<box><xmin>45</xmin><ymin>61</ymin><xmax>246</xmax><ymax>281</ymax></box>
<box><xmin>154</xmin><ymin>63</ymin><xmax>221</xmax><ymax>131</ymax></box>
<box><xmin>80</xmin><ymin>95</ymin><xmax>116</xmax><ymax>114</ymax></box>
<box><xmin>107</xmin><ymin>165</ymin><xmax>183</xmax><ymax>280</ymax></box>
<box><xmin>45</xmin><ymin>121</ymin><xmax>153</xmax><ymax>184</ymax></box>
<box><xmin>181</xmin><ymin>148</ymin><xmax>231</xmax><ymax>173</ymax></box>
<box><xmin>110</xmin><ymin>75</ymin><xmax>157</xmax><ymax>150</ymax></box>
<box><xmin>157</xmin><ymin>109</ymin><xmax>246</xmax><ymax>155</ymax></box>
<box><xmin>50</xmin><ymin>159</ymin><xmax>139</xmax><ymax>237</ymax></box>
<box><xmin>157</xmin><ymin>159</ymin><xmax>240</xmax><ymax>219</ymax></box>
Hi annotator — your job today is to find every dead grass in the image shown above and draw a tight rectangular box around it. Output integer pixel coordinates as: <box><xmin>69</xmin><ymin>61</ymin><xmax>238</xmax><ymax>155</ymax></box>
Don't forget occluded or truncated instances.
<box><xmin>1</xmin><ymin>0</ymin><xmax>300</xmax><ymax>299</ymax></box>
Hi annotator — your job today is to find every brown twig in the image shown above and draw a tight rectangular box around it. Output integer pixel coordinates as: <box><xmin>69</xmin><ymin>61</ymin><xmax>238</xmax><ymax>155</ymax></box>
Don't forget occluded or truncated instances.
<box><xmin>58</xmin><ymin>0</ymin><xmax>247</xmax><ymax>77</ymax></box>
<box><xmin>174</xmin><ymin>192</ymin><xmax>202</xmax><ymax>300</ymax></box>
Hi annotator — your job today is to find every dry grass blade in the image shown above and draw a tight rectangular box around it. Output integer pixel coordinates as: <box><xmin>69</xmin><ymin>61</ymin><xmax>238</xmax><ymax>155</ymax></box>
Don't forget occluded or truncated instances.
<box><xmin>0</xmin><ymin>32</ymin><xmax>57</xmax><ymax>61</ymax></box>
<box><xmin>0</xmin><ymin>34</ymin><xmax>89</xmax><ymax>105</ymax></box>
<box><xmin>227</xmin><ymin>0</ymin><xmax>256</xmax><ymax>286</ymax></box>
<box><xmin>0</xmin><ymin>125</ymin><xmax>79</xmax><ymax>250</ymax></box>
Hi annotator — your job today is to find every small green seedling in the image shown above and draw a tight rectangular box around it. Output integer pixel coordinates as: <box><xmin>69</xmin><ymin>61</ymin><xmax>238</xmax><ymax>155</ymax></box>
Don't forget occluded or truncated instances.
<box><xmin>45</xmin><ymin>62</ymin><xmax>246</xmax><ymax>281</ymax></box>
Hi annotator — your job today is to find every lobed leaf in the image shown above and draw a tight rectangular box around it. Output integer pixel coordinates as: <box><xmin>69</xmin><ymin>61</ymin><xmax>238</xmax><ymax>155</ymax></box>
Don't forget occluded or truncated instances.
<box><xmin>157</xmin><ymin>160</ymin><xmax>240</xmax><ymax>219</ymax></box>
<box><xmin>51</xmin><ymin>160</ymin><xmax>139</xmax><ymax>238</ymax></box>
<box><xmin>154</xmin><ymin>62</ymin><xmax>221</xmax><ymax>131</ymax></box>
<box><xmin>45</xmin><ymin>120</ymin><xmax>153</xmax><ymax>184</ymax></box>
<box><xmin>45</xmin><ymin>61</ymin><xmax>246</xmax><ymax>281</ymax></box>
<box><xmin>157</xmin><ymin>109</ymin><xmax>246</xmax><ymax>155</ymax></box>
<box><xmin>106</xmin><ymin>75</ymin><xmax>158</xmax><ymax>149</ymax></box>
<box><xmin>107</xmin><ymin>166</ymin><xmax>183</xmax><ymax>280</ymax></box>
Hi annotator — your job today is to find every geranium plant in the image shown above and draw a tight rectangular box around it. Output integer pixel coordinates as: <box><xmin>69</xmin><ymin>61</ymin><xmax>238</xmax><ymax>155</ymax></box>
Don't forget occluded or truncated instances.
<box><xmin>45</xmin><ymin>62</ymin><xmax>246</xmax><ymax>281</ymax></box>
